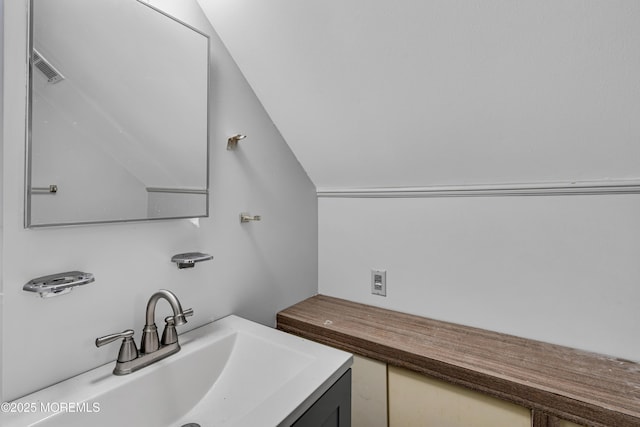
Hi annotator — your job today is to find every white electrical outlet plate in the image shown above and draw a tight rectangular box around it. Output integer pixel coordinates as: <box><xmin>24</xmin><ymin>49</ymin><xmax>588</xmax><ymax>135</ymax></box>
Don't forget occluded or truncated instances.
<box><xmin>371</xmin><ymin>269</ymin><xmax>387</xmax><ymax>296</ymax></box>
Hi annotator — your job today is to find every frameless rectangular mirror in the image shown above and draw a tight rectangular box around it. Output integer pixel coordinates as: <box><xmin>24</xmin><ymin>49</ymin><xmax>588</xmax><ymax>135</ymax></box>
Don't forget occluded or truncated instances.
<box><xmin>26</xmin><ymin>0</ymin><xmax>210</xmax><ymax>227</ymax></box>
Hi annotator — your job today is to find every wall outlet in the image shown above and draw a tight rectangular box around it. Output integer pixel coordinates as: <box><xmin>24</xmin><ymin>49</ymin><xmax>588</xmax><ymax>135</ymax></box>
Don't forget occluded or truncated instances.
<box><xmin>371</xmin><ymin>269</ymin><xmax>387</xmax><ymax>296</ymax></box>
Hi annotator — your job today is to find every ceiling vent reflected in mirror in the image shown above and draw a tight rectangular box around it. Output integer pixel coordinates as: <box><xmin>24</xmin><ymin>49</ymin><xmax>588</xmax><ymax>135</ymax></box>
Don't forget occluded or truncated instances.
<box><xmin>32</xmin><ymin>49</ymin><xmax>65</xmax><ymax>84</ymax></box>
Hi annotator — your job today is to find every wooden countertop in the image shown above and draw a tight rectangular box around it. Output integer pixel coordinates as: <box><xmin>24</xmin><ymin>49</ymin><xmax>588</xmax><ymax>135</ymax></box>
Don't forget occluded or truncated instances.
<box><xmin>277</xmin><ymin>295</ymin><xmax>640</xmax><ymax>427</ymax></box>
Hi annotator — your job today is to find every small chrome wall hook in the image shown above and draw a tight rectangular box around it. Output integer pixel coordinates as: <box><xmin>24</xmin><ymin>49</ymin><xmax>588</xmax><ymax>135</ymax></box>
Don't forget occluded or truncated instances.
<box><xmin>227</xmin><ymin>134</ymin><xmax>246</xmax><ymax>150</ymax></box>
<box><xmin>240</xmin><ymin>213</ymin><xmax>261</xmax><ymax>223</ymax></box>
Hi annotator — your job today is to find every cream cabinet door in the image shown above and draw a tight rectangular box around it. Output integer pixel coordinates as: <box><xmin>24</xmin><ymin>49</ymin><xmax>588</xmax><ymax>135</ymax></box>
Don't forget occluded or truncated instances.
<box><xmin>388</xmin><ymin>366</ymin><xmax>530</xmax><ymax>427</ymax></box>
<box><xmin>352</xmin><ymin>355</ymin><xmax>388</xmax><ymax>427</ymax></box>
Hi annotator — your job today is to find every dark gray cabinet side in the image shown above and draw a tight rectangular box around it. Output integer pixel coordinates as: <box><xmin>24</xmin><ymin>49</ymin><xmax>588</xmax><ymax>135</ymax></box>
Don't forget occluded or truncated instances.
<box><xmin>292</xmin><ymin>369</ymin><xmax>352</xmax><ymax>427</ymax></box>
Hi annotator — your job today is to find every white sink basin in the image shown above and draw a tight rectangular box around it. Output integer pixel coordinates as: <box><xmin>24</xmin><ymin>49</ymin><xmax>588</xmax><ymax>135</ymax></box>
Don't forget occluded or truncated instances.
<box><xmin>0</xmin><ymin>315</ymin><xmax>352</xmax><ymax>427</ymax></box>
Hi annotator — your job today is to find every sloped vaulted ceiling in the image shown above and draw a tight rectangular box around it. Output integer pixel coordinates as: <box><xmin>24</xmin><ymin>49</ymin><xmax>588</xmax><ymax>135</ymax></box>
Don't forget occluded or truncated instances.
<box><xmin>197</xmin><ymin>0</ymin><xmax>640</xmax><ymax>189</ymax></box>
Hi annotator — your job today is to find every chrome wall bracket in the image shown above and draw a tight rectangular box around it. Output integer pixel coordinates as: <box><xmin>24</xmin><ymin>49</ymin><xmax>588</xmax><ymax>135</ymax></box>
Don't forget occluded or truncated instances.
<box><xmin>23</xmin><ymin>271</ymin><xmax>95</xmax><ymax>298</ymax></box>
<box><xmin>240</xmin><ymin>213</ymin><xmax>261</xmax><ymax>223</ymax></box>
<box><xmin>30</xmin><ymin>184</ymin><xmax>58</xmax><ymax>194</ymax></box>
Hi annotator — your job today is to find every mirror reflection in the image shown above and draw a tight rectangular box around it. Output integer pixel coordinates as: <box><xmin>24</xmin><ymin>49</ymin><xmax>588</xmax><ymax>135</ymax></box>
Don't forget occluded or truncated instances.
<box><xmin>27</xmin><ymin>0</ymin><xmax>210</xmax><ymax>227</ymax></box>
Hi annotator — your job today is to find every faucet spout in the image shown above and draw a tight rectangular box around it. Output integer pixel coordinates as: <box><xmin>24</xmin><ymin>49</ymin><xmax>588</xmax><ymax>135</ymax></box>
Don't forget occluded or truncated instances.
<box><xmin>145</xmin><ymin>289</ymin><xmax>186</xmax><ymax>326</ymax></box>
<box><xmin>141</xmin><ymin>289</ymin><xmax>190</xmax><ymax>354</ymax></box>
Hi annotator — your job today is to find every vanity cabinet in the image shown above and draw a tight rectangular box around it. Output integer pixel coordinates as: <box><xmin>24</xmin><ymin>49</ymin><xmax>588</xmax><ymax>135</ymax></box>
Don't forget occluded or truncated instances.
<box><xmin>292</xmin><ymin>369</ymin><xmax>352</xmax><ymax>427</ymax></box>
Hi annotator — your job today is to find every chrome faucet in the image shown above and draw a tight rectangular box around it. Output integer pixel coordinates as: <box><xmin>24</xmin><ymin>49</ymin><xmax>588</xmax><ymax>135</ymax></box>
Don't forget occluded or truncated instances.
<box><xmin>96</xmin><ymin>289</ymin><xmax>193</xmax><ymax>375</ymax></box>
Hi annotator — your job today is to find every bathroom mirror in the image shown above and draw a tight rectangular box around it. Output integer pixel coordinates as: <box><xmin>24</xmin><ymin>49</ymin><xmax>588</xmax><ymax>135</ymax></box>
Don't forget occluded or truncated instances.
<box><xmin>26</xmin><ymin>0</ymin><xmax>210</xmax><ymax>227</ymax></box>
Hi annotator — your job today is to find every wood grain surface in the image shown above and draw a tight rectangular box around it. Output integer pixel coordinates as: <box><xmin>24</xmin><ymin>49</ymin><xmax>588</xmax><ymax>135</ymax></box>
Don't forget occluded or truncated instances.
<box><xmin>277</xmin><ymin>295</ymin><xmax>640</xmax><ymax>427</ymax></box>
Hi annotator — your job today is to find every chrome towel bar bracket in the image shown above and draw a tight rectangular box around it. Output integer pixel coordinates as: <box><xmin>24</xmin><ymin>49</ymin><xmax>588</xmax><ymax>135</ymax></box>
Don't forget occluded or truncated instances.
<box><xmin>31</xmin><ymin>184</ymin><xmax>58</xmax><ymax>194</ymax></box>
<box><xmin>240</xmin><ymin>213</ymin><xmax>261</xmax><ymax>223</ymax></box>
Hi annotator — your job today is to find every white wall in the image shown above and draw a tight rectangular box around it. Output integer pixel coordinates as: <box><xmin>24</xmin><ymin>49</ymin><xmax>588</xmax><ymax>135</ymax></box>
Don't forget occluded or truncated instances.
<box><xmin>1</xmin><ymin>0</ymin><xmax>317</xmax><ymax>401</ymax></box>
<box><xmin>201</xmin><ymin>0</ymin><xmax>640</xmax><ymax>362</ymax></box>
<box><xmin>319</xmin><ymin>195</ymin><xmax>640</xmax><ymax>361</ymax></box>
<box><xmin>198</xmin><ymin>0</ymin><xmax>640</xmax><ymax>188</ymax></box>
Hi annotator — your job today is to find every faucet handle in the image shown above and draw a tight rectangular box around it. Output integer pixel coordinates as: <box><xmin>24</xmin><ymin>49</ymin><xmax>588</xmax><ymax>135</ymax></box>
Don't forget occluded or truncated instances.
<box><xmin>95</xmin><ymin>329</ymin><xmax>134</xmax><ymax>347</ymax></box>
<box><xmin>161</xmin><ymin>317</ymin><xmax>178</xmax><ymax>345</ymax></box>
<box><xmin>171</xmin><ymin>307</ymin><xmax>194</xmax><ymax>326</ymax></box>
<box><xmin>163</xmin><ymin>308</ymin><xmax>193</xmax><ymax>324</ymax></box>
<box><xmin>161</xmin><ymin>309</ymin><xmax>194</xmax><ymax>346</ymax></box>
<box><xmin>96</xmin><ymin>329</ymin><xmax>138</xmax><ymax>363</ymax></box>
